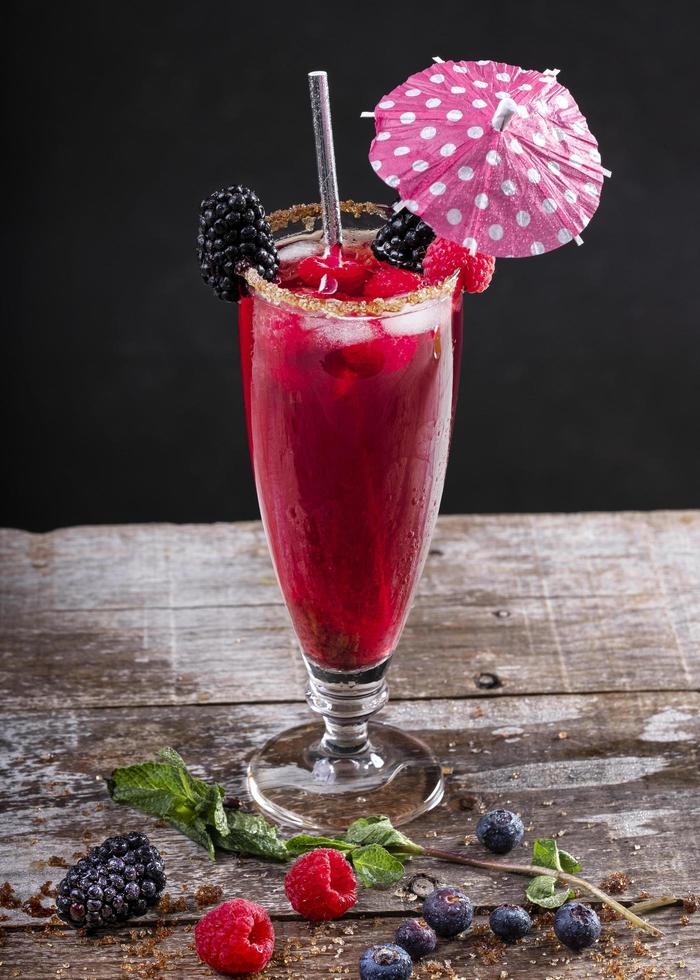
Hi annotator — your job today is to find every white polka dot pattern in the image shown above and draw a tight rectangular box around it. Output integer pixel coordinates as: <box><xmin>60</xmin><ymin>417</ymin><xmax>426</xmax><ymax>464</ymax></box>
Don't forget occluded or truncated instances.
<box><xmin>369</xmin><ymin>58</ymin><xmax>607</xmax><ymax>256</ymax></box>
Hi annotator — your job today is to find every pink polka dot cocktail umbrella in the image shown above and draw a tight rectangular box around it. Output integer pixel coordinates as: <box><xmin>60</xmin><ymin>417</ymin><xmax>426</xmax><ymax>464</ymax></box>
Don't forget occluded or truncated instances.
<box><xmin>367</xmin><ymin>58</ymin><xmax>610</xmax><ymax>257</ymax></box>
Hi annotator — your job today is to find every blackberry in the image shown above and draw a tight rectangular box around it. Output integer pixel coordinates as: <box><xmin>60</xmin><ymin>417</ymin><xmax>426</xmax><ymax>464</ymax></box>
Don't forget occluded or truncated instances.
<box><xmin>197</xmin><ymin>185</ymin><xmax>279</xmax><ymax>302</ymax></box>
<box><xmin>55</xmin><ymin>832</ymin><xmax>165</xmax><ymax>929</ymax></box>
<box><xmin>371</xmin><ymin>208</ymin><xmax>435</xmax><ymax>273</ymax></box>
<box><xmin>476</xmin><ymin>809</ymin><xmax>525</xmax><ymax>854</ymax></box>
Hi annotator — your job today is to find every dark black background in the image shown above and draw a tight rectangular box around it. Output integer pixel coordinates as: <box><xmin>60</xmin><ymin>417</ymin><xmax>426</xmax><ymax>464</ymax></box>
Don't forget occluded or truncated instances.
<box><xmin>3</xmin><ymin>1</ymin><xmax>698</xmax><ymax>531</ymax></box>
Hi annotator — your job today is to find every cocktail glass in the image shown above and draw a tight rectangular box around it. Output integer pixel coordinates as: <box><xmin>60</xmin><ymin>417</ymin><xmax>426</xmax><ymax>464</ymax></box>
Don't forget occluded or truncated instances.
<box><xmin>241</xmin><ymin>202</ymin><xmax>462</xmax><ymax>831</ymax></box>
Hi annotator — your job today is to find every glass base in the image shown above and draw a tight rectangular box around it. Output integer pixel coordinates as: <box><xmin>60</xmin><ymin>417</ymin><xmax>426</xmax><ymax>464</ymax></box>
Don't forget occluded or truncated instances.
<box><xmin>246</xmin><ymin>720</ymin><xmax>444</xmax><ymax>833</ymax></box>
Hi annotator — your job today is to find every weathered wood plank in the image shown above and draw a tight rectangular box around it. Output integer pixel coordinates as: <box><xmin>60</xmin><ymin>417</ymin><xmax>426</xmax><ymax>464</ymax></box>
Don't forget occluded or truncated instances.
<box><xmin>1</xmin><ymin>693</ymin><xmax>697</xmax><ymax>926</ymax></box>
<box><xmin>3</xmin><ymin>513</ymin><xmax>699</xmax><ymax>611</ymax></box>
<box><xmin>1</xmin><ymin>513</ymin><xmax>698</xmax><ymax>708</ymax></box>
<box><xmin>3</xmin><ymin>908</ymin><xmax>698</xmax><ymax>978</ymax></box>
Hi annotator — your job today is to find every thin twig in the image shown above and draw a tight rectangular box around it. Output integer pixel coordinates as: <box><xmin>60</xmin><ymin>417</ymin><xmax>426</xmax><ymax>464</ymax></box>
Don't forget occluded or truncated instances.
<box><xmin>628</xmin><ymin>895</ymin><xmax>680</xmax><ymax>914</ymax></box>
<box><xmin>420</xmin><ymin>846</ymin><xmax>663</xmax><ymax>938</ymax></box>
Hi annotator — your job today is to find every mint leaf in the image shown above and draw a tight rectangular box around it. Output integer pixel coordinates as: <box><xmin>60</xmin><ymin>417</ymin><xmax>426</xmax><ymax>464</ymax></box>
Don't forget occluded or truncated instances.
<box><xmin>526</xmin><ymin>874</ymin><xmax>575</xmax><ymax>909</ymax></box>
<box><xmin>558</xmin><ymin>849</ymin><xmax>582</xmax><ymax>874</ymax></box>
<box><xmin>107</xmin><ymin>755</ymin><xmax>219</xmax><ymax>859</ymax></box>
<box><xmin>532</xmin><ymin>838</ymin><xmax>561</xmax><ymax>871</ymax></box>
<box><xmin>215</xmin><ymin>809</ymin><xmax>288</xmax><ymax>862</ymax></box>
<box><xmin>285</xmin><ymin>834</ymin><xmax>354</xmax><ymax>858</ymax></box>
<box><xmin>532</xmin><ymin>838</ymin><xmax>581</xmax><ymax>875</ymax></box>
<box><xmin>108</xmin><ymin>747</ymin><xmax>286</xmax><ymax>862</ymax></box>
<box><xmin>344</xmin><ymin>816</ymin><xmax>422</xmax><ymax>855</ymax></box>
<box><xmin>351</xmin><ymin>845</ymin><xmax>405</xmax><ymax>889</ymax></box>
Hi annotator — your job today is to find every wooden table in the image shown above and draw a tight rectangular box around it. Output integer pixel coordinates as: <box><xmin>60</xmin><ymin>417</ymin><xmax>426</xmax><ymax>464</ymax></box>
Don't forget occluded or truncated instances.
<box><xmin>1</xmin><ymin>512</ymin><xmax>699</xmax><ymax>978</ymax></box>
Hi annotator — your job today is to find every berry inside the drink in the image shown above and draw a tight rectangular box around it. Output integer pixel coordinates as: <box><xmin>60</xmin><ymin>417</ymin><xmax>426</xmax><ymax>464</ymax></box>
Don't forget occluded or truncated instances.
<box><xmin>239</xmin><ymin>232</ymin><xmax>463</xmax><ymax>671</ymax></box>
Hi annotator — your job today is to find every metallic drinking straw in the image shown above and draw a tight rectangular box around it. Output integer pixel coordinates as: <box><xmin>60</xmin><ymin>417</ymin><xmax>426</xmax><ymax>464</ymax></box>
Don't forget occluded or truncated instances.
<box><xmin>308</xmin><ymin>71</ymin><xmax>343</xmax><ymax>253</ymax></box>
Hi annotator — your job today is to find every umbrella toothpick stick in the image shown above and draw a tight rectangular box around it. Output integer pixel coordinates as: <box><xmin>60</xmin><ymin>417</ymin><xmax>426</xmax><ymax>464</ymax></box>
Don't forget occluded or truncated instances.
<box><xmin>308</xmin><ymin>70</ymin><xmax>343</xmax><ymax>255</ymax></box>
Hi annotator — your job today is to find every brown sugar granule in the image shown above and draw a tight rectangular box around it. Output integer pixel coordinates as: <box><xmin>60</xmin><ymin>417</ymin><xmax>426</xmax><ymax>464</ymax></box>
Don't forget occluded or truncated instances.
<box><xmin>633</xmin><ymin>938</ymin><xmax>651</xmax><ymax>957</ymax></box>
<box><xmin>39</xmin><ymin>880</ymin><xmax>56</xmax><ymax>898</ymax></box>
<box><xmin>0</xmin><ymin>913</ymin><xmax>9</xmax><ymax>922</ymax></box>
<box><xmin>194</xmin><ymin>883</ymin><xmax>224</xmax><ymax>908</ymax></box>
<box><xmin>157</xmin><ymin>892</ymin><xmax>188</xmax><ymax>914</ymax></box>
<box><xmin>682</xmin><ymin>893</ymin><xmax>699</xmax><ymax>913</ymax></box>
<box><xmin>679</xmin><ymin>913</ymin><xmax>690</xmax><ymax>926</ymax></box>
<box><xmin>47</xmin><ymin>855</ymin><xmax>69</xmax><ymax>868</ymax></box>
<box><xmin>599</xmin><ymin>871</ymin><xmax>630</xmax><ymax>895</ymax></box>
<box><xmin>0</xmin><ymin>882</ymin><xmax>21</xmax><ymax>909</ymax></box>
<box><xmin>599</xmin><ymin>905</ymin><xmax>624</xmax><ymax>923</ymax></box>
<box><xmin>21</xmin><ymin>893</ymin><xmax>55</xmax><ymax>918</ymax></box>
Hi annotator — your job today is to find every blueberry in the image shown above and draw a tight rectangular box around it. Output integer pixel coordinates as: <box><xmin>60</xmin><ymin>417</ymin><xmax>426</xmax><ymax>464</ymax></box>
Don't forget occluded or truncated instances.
<box><xmin>476</xmin><ymin>809</ymin><xmax>524</xmax><ymax>854</ymax></box>
<box><xmin>395</xmin><ymin>918</ymin><xmax>437</xmax><ymax>959</ymax></box>
<box><xmin>423</xmin><ymin>887</ymin><xmax>473</xmax><ymax>938</ymax></box>
<box><xmin>554</xmin><ymin>902</ymin><xmax>601</xmax><ymax>951</ymax></box>
<box><xmin>359</xmin><ymin>943</ymin><xmax>413</xmax><ymax>979</ymax></box>
<box><xmin>489</xmin><ymin>904</ymin><xmax>532</xmax><ymax>943</ymax></box>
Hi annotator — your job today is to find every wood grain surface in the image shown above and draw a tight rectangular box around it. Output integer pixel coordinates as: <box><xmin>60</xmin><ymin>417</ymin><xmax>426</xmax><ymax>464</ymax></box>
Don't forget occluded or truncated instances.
<box><xmin>1</xmin><ymin>512</ymin><xmax>699</xmax><ymax>978</ymax></box>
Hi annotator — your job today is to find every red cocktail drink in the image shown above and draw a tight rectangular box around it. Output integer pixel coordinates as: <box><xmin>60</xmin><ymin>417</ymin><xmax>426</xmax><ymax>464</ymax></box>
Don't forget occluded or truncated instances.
<box><xmin>239</xmin><ymin>220</ymin><xmax>461</xmax><ymax>674</ymax></box>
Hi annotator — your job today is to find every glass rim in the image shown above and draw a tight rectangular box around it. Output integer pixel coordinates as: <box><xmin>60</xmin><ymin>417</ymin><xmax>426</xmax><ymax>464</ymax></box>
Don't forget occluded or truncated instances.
<box><xmin>243</xmin><ymin>201</ymin><xmax>459</xmax><ymax>317</ymax></box>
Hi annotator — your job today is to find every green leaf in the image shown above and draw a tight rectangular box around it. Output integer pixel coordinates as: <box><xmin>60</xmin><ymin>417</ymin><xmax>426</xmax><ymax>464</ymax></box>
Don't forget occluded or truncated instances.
<box><xmin>558</xmin><ymin>849</ymin><xmax>582</xmax><ymax>875</ymax></box>
<box><xmin>215</xmin><ymin>809</ymin><xmax>288</xmax><ymax>862</ymax></box>
<box><xmin>526</xmin><ymin>875</ymin><xmax>575</xmax><ymax>909</ymax></box>
<box><xmin>285</xmin><ymin>834</ymin><xmax>354</xmax><ymax>858</ymax></box>
<box><xmin>107</xmin><ymin>755</ymin><xmax>219</xmax><ymax>859</ymax></box>
<box><xmin>108</xmin><ymin>747</ymin><xmax>286</xmax><ymax>862</ymax></box>
<box><xmin>344</xmin><ymin>816</ymin><xmax>422</xmax><ymax>855</ymax></box>
<box><xmin>532</xmin><ymin>838</ymin><xmax>581</xmax><ymax>875</ymax></box>
<box><xmin>532</xmin><ymin>838</ymin><xmax>561</xmax><ymax>871</ymax></box>
<box><xmin>351</xmin><ymin>845</ymin><xmax>405</xmax><ymax>889</ymax></box>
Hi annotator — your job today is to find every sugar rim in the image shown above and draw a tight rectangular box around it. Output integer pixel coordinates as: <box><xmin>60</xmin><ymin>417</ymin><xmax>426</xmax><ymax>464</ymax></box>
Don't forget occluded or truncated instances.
<box><xmin>243</xmin><ymin>201</ymin><xmax>458</xmax><ymax>316</ymax></box>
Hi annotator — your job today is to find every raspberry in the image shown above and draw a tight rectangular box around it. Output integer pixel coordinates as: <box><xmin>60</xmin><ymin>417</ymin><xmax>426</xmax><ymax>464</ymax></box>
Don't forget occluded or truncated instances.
<box><xmin>362</xmin><ymin>266</ymin><xmax>423</xmax><ymax>299</ymax></box>
<box><xmin>298</xmin><ymin>254</ymin><xmax>370</xmax><ymax>293</ymax></box>
<box><xmin>284</xmin><ymin>848</ymin><xmax>357</xmax><ymax>921</ymax></box>
<box><xmin>194</xmin><ymin>899</ymin><xmax>274</xmax><ymax>975</ymax></box>
<box><xmin>324</xmin><ymin>340</ymin><xmax>385</xmax><ymax>380</ymax></box>
<box><xmin>423</xmin><ymin>238</ymin><xmax>495</xmax><ymax>293</ymax></box>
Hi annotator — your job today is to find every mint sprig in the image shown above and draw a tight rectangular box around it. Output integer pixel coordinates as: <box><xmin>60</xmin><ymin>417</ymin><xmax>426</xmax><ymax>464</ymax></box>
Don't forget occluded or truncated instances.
<box><xmin>106</xmin><ymin>747</ymin><xmax>663</xmax><ymax>934</ymax></box>
<box><xmin>108</xmin><ymin>747</ymin><xmax>286</xmax><ymax>862</ymax></box>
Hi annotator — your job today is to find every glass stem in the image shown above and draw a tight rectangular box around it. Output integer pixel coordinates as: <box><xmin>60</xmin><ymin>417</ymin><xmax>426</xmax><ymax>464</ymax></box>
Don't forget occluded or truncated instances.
<box><xmin>303</xmin><ymin>655</ymin><xmax>392</xmax><ymax>755</ymax></box>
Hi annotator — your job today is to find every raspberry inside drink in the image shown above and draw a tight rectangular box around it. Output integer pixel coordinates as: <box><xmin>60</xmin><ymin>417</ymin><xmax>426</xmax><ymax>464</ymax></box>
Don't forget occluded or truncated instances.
<box><xmin>239</xmin><ymin>232</ymin><xmax>461</xmax><ymax>672</ymax></box>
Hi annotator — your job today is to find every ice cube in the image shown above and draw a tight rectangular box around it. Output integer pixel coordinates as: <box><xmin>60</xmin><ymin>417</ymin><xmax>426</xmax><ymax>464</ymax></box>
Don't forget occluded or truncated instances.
<box><xmin>382</xmin><ymin>302</ymin><xmax>445</xmax><ymax>337</ymax></box>
<box><xmin>277</xmin><ymin>238</ymin><xmax>323</xmax><ymax>263</ymax></box>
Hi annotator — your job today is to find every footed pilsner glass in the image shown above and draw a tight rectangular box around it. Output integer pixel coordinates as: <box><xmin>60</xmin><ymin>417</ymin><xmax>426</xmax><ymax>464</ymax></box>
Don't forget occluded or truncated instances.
<box><xmin>239</xmin><ymin>202</ymin><xmax>462</xmax><ymax>831</ymax></box>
